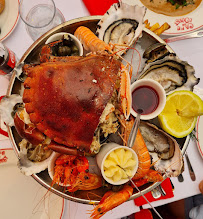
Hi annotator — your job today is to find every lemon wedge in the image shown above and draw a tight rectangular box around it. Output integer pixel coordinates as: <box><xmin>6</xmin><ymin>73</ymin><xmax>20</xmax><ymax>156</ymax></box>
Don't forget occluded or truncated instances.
<box><xmin>158</xmin><ymin>90</ymin><xmax>203</xmax><ymax>138</ymax></box>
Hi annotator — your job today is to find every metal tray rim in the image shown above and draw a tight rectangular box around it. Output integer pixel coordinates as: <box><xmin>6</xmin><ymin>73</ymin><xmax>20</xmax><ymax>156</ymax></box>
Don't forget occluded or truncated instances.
<box><xmin>6</xmin><ymin>15</ymin><xmax>190</xmax><ymax>205</ymax></box>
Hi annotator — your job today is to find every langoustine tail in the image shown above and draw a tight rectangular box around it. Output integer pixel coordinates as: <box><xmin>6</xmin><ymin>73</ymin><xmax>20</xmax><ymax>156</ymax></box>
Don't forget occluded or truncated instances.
<box><xmin>122</xmin><ymin>117</ymin><xmax>151</xmax><ymax>180</ymax></box>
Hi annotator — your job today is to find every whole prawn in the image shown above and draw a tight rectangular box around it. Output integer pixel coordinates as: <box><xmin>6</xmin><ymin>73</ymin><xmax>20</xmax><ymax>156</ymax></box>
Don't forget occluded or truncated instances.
<box><xmin>90</xmin><ymin>184</ymin><xmax>133</xmax><ymax>219</ymax></box>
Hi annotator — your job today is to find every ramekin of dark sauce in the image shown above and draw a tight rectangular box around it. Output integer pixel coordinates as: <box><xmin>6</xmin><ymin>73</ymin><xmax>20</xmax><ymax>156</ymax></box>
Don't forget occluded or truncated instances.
<box><xmin>131</xmin><ymin>79</ymin><xmax>166</xmax><ymax>120</ymax></box>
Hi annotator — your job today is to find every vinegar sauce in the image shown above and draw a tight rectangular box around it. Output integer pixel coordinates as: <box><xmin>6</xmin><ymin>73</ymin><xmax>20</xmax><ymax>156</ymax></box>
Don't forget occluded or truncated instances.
<box><xmin>132</xmin><ymin>85</ymin><xmax>159</xmax><ymax>115</ymax></box>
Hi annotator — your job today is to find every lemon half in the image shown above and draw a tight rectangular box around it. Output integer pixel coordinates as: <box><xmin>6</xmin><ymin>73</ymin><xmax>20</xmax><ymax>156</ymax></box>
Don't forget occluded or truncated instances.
<box><xmin>158</xmin><ymin>90</ymin><xmax>203</xmax><ymax>138</ymax></box>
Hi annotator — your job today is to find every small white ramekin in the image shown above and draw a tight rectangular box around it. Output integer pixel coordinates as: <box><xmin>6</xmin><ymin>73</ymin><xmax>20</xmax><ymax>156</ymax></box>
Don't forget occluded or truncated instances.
<box><xmin>96</xmin><ymin>143</ymin><xmax>138</xmax><ymax>185</ymax></box>
<box><xmin>130</xmin><ymin>79</ymin><xmax>166</xmax><ymax>120</ymax></box>
<box><xmin>45</xmin><ymin>32</ymin><xmax>83</xmax><ymax>56</ymax></box>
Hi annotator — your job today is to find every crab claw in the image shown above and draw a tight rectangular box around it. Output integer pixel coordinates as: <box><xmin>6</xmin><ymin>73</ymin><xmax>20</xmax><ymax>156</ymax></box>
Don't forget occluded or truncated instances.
<box><xmin>14</xmin><ymin>110</ymin><xmax>45</xmax><ymax>145</ymax></box>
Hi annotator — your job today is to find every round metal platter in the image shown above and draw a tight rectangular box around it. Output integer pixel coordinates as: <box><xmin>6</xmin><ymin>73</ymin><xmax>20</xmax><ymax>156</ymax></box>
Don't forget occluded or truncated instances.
<box><xmin>7</xmin><ymin>16</ymin><xmax>190</xmax><ymax>204</ymax></box>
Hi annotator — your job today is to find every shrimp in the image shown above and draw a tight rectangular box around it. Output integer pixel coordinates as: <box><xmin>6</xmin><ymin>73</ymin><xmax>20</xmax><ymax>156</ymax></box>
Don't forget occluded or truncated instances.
<box><xmin>90</xmin><ymin>184</ymin><xmax>133</xmax><ymax>219</ymax></box>
<box><xmin>68</xmin><ymin>172</ymin><xmax>103</xmax><ymax>192</ymax></box>
<box><xmin>74</xmin><ymin>26</ymin><xmax>132</xmax><ymax>119</ymax></box>
<box><xmin>52</xmin><ymin>154</ymin><xmax>102</xmax><ymax>192</ymax></box>
<box><xmin>121</xmin><ymin>116</ymin><xmax>151</xmax><ymax>180</ymax></box>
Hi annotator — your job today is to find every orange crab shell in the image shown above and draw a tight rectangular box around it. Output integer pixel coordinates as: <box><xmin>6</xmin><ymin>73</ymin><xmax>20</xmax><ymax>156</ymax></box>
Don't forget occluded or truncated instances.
<box><xmin>23</xmin><ymin>54</ymin><xmax>121</xmax><ymax>153</ymax></box>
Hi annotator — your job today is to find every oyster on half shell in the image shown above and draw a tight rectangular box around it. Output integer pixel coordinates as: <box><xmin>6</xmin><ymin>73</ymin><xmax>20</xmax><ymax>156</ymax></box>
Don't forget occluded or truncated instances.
<box><xmin>18</xmin><ymin>138</ymin><xmax>52</xmax><ymax>176</ymax></box>
<box><xmin>138</xmin><ymin>53</ymin><xmax>200</xmax><ymax>94</ymax></box>
<box><xmin>139</xmin><ymin>122</ymin><xmax>183</xmax><ymax>177</ymax></box>
<box><xmin>96</xmin><ymin>1</ymin><xmax>146</xmax><ymax>55</ymax></box>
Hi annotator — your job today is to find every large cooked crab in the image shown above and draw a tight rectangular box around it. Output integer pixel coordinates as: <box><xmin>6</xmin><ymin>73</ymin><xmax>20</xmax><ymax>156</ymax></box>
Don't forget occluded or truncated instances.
<box><xmin>15</xmin><ymin>45</ymin><xmax>123</xmax><ymax>156</ymax></box>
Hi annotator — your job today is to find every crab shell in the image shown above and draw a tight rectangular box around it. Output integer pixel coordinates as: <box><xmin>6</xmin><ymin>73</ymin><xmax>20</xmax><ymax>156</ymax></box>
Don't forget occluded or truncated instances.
<box><xmin>22</xmin><ymin>54</ymin><xmax>121</xmax><ymax>154</ymax></box>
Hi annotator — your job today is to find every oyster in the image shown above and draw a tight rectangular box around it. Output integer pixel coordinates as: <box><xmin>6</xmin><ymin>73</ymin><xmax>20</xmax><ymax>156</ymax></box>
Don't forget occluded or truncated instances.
<box><xmin>96</xmin><ymin>1</ymin><xmax>146</xmax><ymax>55</ymax></box>
<box><xmin>138</xmin><ymin>53</ymin><xmax>200</xmax><ymax>94</ymax></box>
<box><xmin>0</xmin><ymin>94</ymin><xmax>23</xmax><ymax>126</ymax></box>
<box><xmin>18</xmin><ymin>139</ymin><xmax>52</xmax><ymax>176</ymax></box>
<box><xmin>139</xmin><ymin>122</ymin><xmax>183</xmax><ymax>177</ymax></box>
<box><xmin>143</xmin><ymin>43</ymin><xmax>169</xmax><ymax>63</ymax></box>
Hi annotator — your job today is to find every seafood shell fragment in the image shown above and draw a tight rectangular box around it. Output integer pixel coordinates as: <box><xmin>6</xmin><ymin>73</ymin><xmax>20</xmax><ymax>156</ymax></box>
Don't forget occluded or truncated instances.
<box><xmin>138</xmin><ymin>54</ymin><xmax>199</xmax><ymax>94</ymax></box>
<box><xmin>96</xmin><ymin>1</ymin><xmax>146</xmax><ymax>55</ymax></box>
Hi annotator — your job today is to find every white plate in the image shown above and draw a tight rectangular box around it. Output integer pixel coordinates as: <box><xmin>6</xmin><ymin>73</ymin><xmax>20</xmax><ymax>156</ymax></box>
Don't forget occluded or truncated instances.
<box><xmin>0</xmin><ymin>148</ymin><xmax>64</xmax><ymax>219</ymax></box>
<box><xmin>0</xmin><ymin>0</ymin><xmax>19</xmax><ymax>41</ymax></box>
<box><xmin>196</xmin><ymin>116</ymin><xmax>203</xmax><ymax>158</ymax></box>
<box><xmin>135</xmin><ymin>0</ymin><xmax>203</xmax><ymax>35</ymax></box>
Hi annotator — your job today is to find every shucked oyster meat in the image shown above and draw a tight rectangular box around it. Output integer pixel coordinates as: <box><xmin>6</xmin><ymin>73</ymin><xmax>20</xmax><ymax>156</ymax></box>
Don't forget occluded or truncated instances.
<box><xmin>96</xmin><ymin>1</ymin><xmax>146</xmax><ymax>55</ymax></box>
<box><xmin>139</xmin><ymin>122</ymin><xmax>183</xmax><ymax>177</ymax></box>
<box><xmin>139</xmin><ymin>53</ymin><xmax>199</xmax><ymax>94</ymax></box>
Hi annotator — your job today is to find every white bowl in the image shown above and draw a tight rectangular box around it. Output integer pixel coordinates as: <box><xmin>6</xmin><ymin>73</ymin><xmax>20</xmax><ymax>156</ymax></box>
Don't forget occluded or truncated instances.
<box><xmin>96</xmin><ymin>143</ymin><xmax>138</xmax><ymax>185</ymax></box>
<box><xmin>45</xmin><ymin>32</ymin><xmax>83</xmax><ymax>56</ymax></box>
<box><xmin>130</xmin><ymin>79</ymin><xmax>166</xmax><ymax>120</ymax></box>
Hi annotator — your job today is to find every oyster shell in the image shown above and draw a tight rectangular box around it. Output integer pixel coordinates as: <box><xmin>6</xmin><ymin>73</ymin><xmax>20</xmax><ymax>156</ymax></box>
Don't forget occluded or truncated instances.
<box><xmin>96</xmin><ymin>1</ymin><xmax>146</xmax><ymax>55</ymax></box>
<box><xmin>143</xmin><ymin>43</ymin><xmax>169</xmax><ymax>63</ymax></box>
<box><xmin>138</xmin><ymin>53</ymin><xmax>200</xmax><ymax>94</ymax></box>
<box><xmin>0</xmin><ymin>94</ymin><xmax>23</xmax><ymax>126</ymax></box>
<box><xmin>18</xmin><ymin>138</ymin><xmax>52</xmax><ymax>176</ymax></box>
<box><xmin>139</xmin><ymin>122</ymin><xmax>183</xmax><ymax>177</ymax></box>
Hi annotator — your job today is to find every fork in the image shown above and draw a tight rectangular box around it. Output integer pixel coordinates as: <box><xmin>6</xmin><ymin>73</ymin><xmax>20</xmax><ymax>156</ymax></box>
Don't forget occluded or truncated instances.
<box><xmin>164</xmin><ymin>30</ymin><xmax>203</xmax><ymax>43</ymax></box>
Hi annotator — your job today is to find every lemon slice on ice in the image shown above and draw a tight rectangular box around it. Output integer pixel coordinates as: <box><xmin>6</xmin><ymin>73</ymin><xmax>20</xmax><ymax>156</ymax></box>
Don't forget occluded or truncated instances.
<box><xmin>158</xmin><ymin>90</ymin><xmax>203</xmax><ymax>138</ymax></box>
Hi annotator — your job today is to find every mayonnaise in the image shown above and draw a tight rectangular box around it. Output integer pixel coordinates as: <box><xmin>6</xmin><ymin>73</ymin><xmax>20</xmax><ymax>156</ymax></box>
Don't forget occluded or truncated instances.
<box><xmin>103</xmin><ymin>148</ymin><xmax>137</xmax><ymax>182</ymax></box>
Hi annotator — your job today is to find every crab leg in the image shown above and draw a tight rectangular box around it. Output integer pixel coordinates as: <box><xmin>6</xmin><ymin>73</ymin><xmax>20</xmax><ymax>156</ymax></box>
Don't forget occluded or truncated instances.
<box><xmin>47</xmin><ymin>142</ymin><xmax>84</xmax><ymax>156</ymax></box>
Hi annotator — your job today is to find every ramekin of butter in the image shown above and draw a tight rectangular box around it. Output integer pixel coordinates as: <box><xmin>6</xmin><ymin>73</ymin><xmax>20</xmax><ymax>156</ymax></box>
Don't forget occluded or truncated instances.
<box><xmin>96</xmin><ymin>143</ymin><xmax>138</xmax><ymax>185</ymax></box>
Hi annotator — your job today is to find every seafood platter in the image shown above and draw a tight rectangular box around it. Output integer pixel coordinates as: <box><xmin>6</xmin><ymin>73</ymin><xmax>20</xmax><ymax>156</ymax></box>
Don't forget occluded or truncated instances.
<box><xmin>1</xmin><ymin>1</ymin><xmax>200</xmax><ymax>218</ymax></box>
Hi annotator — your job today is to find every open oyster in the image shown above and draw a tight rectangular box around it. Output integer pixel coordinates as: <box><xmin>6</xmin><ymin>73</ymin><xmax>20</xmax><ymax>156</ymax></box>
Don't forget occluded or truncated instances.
<box><xmin>139</xmin><ymin>122</ymin><xmax>183</xmax><ymax>177</ymax></box>
<box><xmin>0</xmin><ymin>94</ymin><xmax>23</xmax><ymax>126</ymax></box>
<box><xmin>138</xmin><ymin>53</ymin><xmax>199</xmax><ymax>94</ymax></box>
<box><xmin>96</xmin><ymin>1</ymin><xmax>146</xmax><ymax>55</ymax></box>
<box><xmin>18</xmin><ymin>139</ymin><xmax>52</xmax><ymax>176</ymax></box>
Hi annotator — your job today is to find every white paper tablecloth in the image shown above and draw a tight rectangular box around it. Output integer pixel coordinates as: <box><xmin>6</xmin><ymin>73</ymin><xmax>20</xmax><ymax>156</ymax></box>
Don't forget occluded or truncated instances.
<box><xmin>1</xmin><ymin>0</ymin><xmax>203</xmax><ymax>218</ymax></box>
